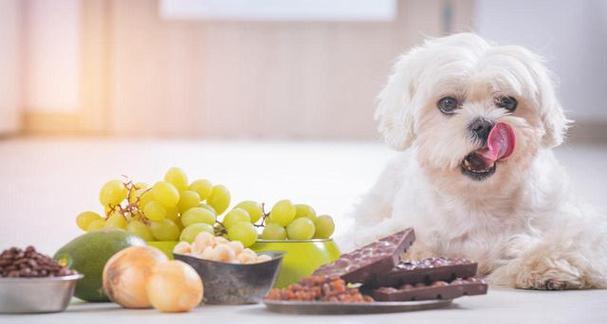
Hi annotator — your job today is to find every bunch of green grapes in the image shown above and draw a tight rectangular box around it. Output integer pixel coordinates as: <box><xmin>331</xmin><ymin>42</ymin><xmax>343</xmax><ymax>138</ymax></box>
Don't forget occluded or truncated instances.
<box><xmin>76</xmin><ymin>167</ymin><xmax>336</xmax><ymax>248</ymax></box>
<box><xmin>261</xmin><ymin>200</ymin><xmax>334</xmax><ymax>241</ymax></box>
<box><xmin>218</xmin><ymin>200</ymin><xmax>335</xmax><ymax>245</ymax></box>
<box><xmin>75</xmin><ymin>167</ymin><xmax>231</xmax><ymax>243</ymax></box>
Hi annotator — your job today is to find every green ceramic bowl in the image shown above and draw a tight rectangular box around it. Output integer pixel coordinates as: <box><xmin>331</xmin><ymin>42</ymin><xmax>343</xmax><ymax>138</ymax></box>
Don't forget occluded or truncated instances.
<box><xmin>147</xmin><ymin>239</ymin><xmax>341</xmax><ymax>288</ymax></box>
<box><xmin>251</xmin><ymin>239</ymin><xmax>341</xmax><ymax>288</ymax></box>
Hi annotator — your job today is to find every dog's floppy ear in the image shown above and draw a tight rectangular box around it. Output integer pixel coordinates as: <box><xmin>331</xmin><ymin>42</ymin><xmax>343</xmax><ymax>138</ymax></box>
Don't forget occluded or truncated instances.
<box><xmin>375</xmin><ymin>49</ymin><xmax>422</xmax><ymax>150</ymax></box>
<box><xmin>534</xmin><ymin>64</ymin><xmax>571</xmax><ymax>148</ymax></box>
<box><xmin>540</xmin><ymin>93</ymin><xmax>569</xmax><ymax>148</ymax></box>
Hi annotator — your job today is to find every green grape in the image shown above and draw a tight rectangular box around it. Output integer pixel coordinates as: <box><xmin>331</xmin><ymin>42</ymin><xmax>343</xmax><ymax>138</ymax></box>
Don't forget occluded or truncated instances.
<box><xmin>104</xmin><ymin>213</ymin><xmax>127</xmax><ymax>230</ymax></box>
<box><xmin>152</xmin><ymin>181</ymin><xmax>180</xmax><ymax>207</ymax></box>
<box><xmin>223</xmin><ymin>208</ymin><xmax>250</xmax><ymax>228</ymax></box>
<box><xmin>149</xmin><ymin>219</ymin><xmax>180</xmax><ymax>241</ymax></box>
<box><xmin>286</xmin><ymin>217</ymin><xmax>315</xmax><ymax>240</ymax></box>
<box><xmin>227</xmin><ymin>221</ymin><xmax>258</xmax><ymax>247</ymax></box>
<box><xmin>87</xmin><ymin>219</ymin><xmax>106</xmax><ymax>231</ymax></box>
<box><xmin>175</xmin><ymin>217</ymin><xmax>184</xmax><ymax>230</ymax></box>
<box><xmin>143</xmin><ymin>200</ymin><xmax>167</xmax><ymax>221</ymax></box>
<box><xmin>314</xmin><ymin>215</ymin><xmax>335</xmax><ymax>239</ymax></box>
<box><xmin>261</xmin><ymin>223</ymin><xmax>287</xmax><ymax>240</ymax></box>
<box><xmin>179</xmin><ymin>223</ymin><xmax>214</xmax><ymax>243</ymax></box>
<box><xmin>268</xmin><ymin>200</ymin><xmax>296</xmax><ymax>227</ymax></box>
<box><xmin>207</xmin><ymin>185</ymin><xmax>230</xmax><ymax>215</ymax></box>
<box><xmin>127</xmin><ymin>182</ymin><xmax>148</xmax><ymax>204</ymax></box>
<box><xmin>99</xmin><ymin>180</ymin><xmax>127</xmax><ymax>206</ymax></box>
<box><xmin>164</xmin><ymin>167</ymin><xmax>189</xmax><ymax>192</ymax></box>
<box><xmin>189</xmin><ymin>179</ymin><xmax>213</xmax><ymax>200</ymax></box>
<box><xmin>235</xmin><ymin>201</ymin><xmax>263</xmax><ymax>223</ymax></box>
<box><xmin>76</xmin><ymin>211</ymin><xmax>103</xmax><ymax>231</ymax></box>
<box><xmin>294</xmin><ymin>204</ymin><xmax>317</xmax><ymax>221</ymax></box>
<box><xmin>134</xmin><ymin>182</ymin><xmax>148</xmax><ymax>190</ymax></box>
<box><xmin>127</xmin><ymin>220</ymin><xmax>154</xmax><ymax>241</ymax></box>
<box><xmin>199</xmin><ymin>203</ymin><xmax>216</xmax><ymax>214</ymax></box>
<box><xmin>177</xmin><ymin>190</ymin><xmax>201</xmax><ymax>213</ymax></box>
<box><xmin>181</xmin><ymin>207</ymin><xmax>216</xmax><ymax>227</ymax></box>
<box><xmin>138</xmin><ymin>191</ymin><xmax>154</xmax><ymax>209</ymax></box>
<box><xmin>165</xmin><ymin>206</ymin><xmax>179</xmax><ymax>222</ymax></box>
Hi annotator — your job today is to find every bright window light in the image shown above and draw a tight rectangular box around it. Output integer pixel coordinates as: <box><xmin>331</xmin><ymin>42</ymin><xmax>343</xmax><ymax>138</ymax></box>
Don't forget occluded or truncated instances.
<box><xmin>160</xmin><ymin>0</ymin><xmax>397</xmax><ymax>21</ymax></box>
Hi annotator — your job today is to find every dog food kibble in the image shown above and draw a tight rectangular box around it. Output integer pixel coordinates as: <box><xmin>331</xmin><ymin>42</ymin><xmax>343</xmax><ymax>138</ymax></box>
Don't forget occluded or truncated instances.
<box><xmin>265</xmin><ymin>275</ymin><xmax>374</xmax><ymax>303</ymax></box>
<box><xmin>0</xmin><ymin>246</ymin><xmax>75</xmax><ymax>278</ymax></box>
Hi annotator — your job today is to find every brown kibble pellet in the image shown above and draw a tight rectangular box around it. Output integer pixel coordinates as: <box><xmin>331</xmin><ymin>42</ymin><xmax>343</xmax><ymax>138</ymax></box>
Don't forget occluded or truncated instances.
<box><xmin>265</xmin><ymin>275</ymin><xmax>373</xmax><ymax>303</ymax></box>
<box><xmin>0</xmin><ymin>246</ymin><xmax>75</xmax><ymax>278</ymax></box>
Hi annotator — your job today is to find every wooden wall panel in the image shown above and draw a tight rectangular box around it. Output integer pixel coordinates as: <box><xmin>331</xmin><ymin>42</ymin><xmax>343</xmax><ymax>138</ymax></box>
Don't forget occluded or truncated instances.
<box><xmin>107</xmin><ymin>0</ymin><xmax>474</xmax><ymax>139</ymax></box>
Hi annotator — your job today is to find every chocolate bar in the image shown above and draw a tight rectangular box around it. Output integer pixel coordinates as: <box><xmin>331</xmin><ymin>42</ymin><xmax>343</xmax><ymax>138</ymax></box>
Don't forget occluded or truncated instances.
<box><xmin>313</xmin><ymin>228</ymin><xmax>415</xmax><ymax>284</ymax></box>
<box><xmin>372</xmin><ymin>277</ymin><xmax>488</xmax><ymax>301</ymax></box>
<box><xmin>372</xmin><ymin>257</ymin><xmax>478</xmax><ymax>287</ymax></box>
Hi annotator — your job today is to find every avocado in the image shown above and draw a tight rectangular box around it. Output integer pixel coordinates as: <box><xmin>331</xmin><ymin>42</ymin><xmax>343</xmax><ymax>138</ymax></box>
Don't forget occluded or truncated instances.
<box><xmin>54</xmin><ymin>229</ymin><xmax>146</xmax><ymax>302</ymax></box>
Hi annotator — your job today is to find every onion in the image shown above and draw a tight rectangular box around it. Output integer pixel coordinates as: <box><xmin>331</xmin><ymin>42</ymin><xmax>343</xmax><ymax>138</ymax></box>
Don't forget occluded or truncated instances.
<box><xmin>102</xmin><ymin>246</ymin><xmax>168</xmax><ymax>308</ymax></box>
<box><xmin>146</xmin><ymin>260</ymin><xmax>203</xmax><ymax>312</ymax></box>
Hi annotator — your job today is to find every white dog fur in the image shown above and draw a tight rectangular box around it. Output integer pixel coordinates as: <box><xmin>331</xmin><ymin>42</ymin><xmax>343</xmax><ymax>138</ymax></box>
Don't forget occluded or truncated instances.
<box><xmin>347</xmin><ymin>33</ymin><xmax>607</xmax><ymax>290</ymax></box>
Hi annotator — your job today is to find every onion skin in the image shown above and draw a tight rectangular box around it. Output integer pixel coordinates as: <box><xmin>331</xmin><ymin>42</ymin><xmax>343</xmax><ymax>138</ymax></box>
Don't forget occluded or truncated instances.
<box><xmin>146</xmin><ymin>260</ymin><xmax>203</xmax><ymax>312</ymax></box>
<box><xmin>102</xmin><ymin>246</ymin><xmax>168</xmax><ymax>308</ymax></box>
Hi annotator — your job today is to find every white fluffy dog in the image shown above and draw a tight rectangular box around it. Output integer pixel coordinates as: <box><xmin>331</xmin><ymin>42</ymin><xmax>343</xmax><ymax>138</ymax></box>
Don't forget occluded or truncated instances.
<box><xmin>348</xmin><ymin>33</ymin><xmax>607</xmax><ymax>290</ymax></box>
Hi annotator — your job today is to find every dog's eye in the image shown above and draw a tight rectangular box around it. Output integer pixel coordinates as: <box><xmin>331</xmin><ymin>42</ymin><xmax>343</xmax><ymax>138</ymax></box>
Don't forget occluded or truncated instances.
<box><xmin>437</xmin><ymin>97</ymin><xmax>459</xmax><ymax>114</ymax></box>
<box><xmin>495</xmin><ymin>96</ymin><xmax>517</xmax><ymax>111</ymax></box>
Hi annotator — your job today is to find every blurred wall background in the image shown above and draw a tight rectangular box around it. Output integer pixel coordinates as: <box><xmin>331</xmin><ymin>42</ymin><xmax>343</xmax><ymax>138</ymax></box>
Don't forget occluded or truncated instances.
<box><xmin>476</xmin><ymin>0</ymin><xmax>607</xmax><ymax>140</ymax></box>
<box><xmin>0</xmin><ymin>0</ymin><xmax>606</xmax><ymax>141</ymax></box>
<box><xmin>0</xmin><ymin>0</ymin><xmax>20</xmax><ymax>134</ymax></box>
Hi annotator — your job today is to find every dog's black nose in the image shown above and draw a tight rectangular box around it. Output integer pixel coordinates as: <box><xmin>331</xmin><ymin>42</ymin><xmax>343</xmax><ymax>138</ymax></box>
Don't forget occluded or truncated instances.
<box><xmin>468</xmin><ymin>118</ymin><xmax>493</xmax><ymax>141</ymax></box>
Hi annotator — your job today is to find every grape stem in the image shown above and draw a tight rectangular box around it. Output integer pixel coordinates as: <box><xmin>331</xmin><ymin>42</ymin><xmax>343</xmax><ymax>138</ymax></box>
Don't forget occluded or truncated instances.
<box><xmin>105</xmin><ymin>178</ymin><xmax>151</xmax><ymax>224</ymax></box>
<box><xmin>253</xmin><ymin>202</ymin><xmax>270</xmax><ymax>228</ymax></box>
<box><xmin>214</xmin><ymin>221</ymin><xmax>228</xmax><ymax>236</ymax></box>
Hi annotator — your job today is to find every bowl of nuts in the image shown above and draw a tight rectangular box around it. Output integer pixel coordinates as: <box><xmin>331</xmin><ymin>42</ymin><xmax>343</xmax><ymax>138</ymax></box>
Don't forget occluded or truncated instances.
<box><xmin>172</xmin><ymin>232</ymin><xmax>284</xmax><ymax>304</ymax></box>
<box><xmin>0</xmin><ymin>246</ymin><xmax>83</xmax><ymax>313</ymax></box>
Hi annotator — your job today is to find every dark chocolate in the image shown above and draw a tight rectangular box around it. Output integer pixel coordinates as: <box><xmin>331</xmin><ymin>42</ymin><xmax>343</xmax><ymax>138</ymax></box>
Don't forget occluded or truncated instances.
<box><xmin>313</xmin><ymin>228</ymin><xmax>416</xmax><ymax>284</ymax></box>
<box><xmin>373</xmin><ymin>257</ymin><xmax>478</xmax><ymax>287</ymax></box>
<box><xmin>372</xmin><ymin>277</ymin><xmax>488</xmax><ymax>301</ymax></box>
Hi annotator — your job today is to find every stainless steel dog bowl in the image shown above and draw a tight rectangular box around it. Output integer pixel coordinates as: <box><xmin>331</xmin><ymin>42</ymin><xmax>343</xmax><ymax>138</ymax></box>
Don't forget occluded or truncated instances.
<box><xmin>0</xmin><ymin>274</ymin><xmax>83</xmax><ymax>313</ymax></box>
<box><xmin>175</xmin><ymin>251</ymin><xmax>283</xmax><ymax>305</ymax></box>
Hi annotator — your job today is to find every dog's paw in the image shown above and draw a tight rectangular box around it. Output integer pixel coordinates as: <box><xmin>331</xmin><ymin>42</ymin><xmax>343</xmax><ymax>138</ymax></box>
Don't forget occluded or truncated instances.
<box><xmin>544</xmin><ymin>279</ymin><xmax>569</xmax><ymax>290</ymax></box>
<box><xmin>514</xmin><ymin>257</ymin><xmax>586</xmax><ymax>290</ymax></box>
<box><xmin>517</xmin><ymin>274</ymin><xmax>579</xmax><ymax>290</ymax></box>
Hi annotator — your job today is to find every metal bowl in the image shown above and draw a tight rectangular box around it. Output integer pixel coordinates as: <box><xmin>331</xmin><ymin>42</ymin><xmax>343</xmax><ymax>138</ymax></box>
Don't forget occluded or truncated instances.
<box><xmin>174</xmin><ymin>251</ymin><xmax>283</xmax><ymax>305</ymax></box>
<box><xmin>0</xmin><ymin>274</ymin><xmax>83</xmax><ymax>313</ymax></box>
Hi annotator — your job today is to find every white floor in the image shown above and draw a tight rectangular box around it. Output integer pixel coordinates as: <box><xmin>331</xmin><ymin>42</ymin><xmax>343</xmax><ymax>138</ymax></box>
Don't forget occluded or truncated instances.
<box><xmin>2</xmin><ymin>288</ymin><xmax>606</xmax><ymax>324</ymax></box>
<box><xmin>1</xmin><ymin>138</ymin><xmax>606</xmax><ymax>323</ymax></box>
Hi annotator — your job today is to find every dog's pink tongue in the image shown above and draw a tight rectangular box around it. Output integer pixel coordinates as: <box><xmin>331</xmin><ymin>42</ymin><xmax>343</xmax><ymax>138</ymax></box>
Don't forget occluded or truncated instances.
<box><xmin>478</xmin><ymin>122</ymin><xmax>516</xmax><ymax>162</ymax></box>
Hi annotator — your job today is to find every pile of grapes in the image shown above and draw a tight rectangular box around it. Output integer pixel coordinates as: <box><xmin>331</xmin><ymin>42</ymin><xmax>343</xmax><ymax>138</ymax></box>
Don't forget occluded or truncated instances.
<box><xmin>75</xmin><ymin>167</ymin><xmax>335</xmax><ymax>247</ymax></box>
